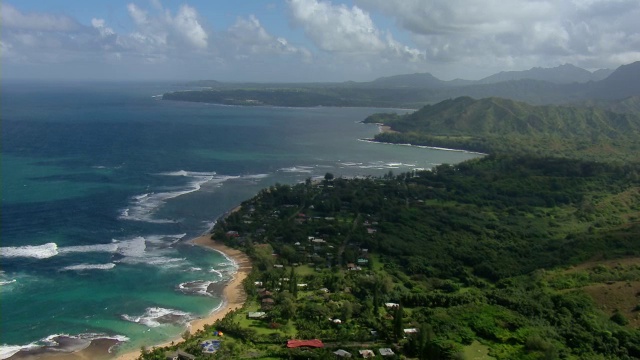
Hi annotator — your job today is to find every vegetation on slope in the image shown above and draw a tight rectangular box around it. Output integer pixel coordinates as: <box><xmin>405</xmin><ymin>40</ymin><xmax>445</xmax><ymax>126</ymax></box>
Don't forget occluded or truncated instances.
<box><xmin>365</xmin><ymin>96</ymin><xmax>640</xmax><ymax>161</ymax></box>
<box><xmin>140</xmin><ymin>155</ymin><xmax>640</xmax><ymax>359</ymax></box>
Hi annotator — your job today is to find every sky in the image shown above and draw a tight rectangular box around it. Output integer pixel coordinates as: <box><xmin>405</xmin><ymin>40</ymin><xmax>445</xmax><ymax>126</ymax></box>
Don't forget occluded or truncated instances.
<box><xmin>2</xmin><ymin>0</ymin><xmax>640</xmax><ymax>82</ymax></box>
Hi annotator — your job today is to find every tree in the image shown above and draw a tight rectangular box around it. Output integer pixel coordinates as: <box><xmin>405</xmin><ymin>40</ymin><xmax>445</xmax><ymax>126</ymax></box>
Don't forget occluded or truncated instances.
<box><xmin>325</xmin><ymin>172</ymin><xmax>334</xmax><ymax>181</ymax></box>
<box><xmin>342</xmin><ymin>301</ymin><xmax>354</xmax><ymax>321</ymax></box>
<box><xmin>393</xmin><ymin>304</ymin><xmax>404</xmax><ymax>341</ymax></box>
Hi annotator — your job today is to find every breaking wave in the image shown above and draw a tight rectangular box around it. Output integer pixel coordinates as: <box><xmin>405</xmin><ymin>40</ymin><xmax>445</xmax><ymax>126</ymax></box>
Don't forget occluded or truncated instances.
<box><xmin>0</xmin><ymin>333</ymin><xmax>129</xmax><ymax>360</ymax></box>
<box><xmin>61</xmin><ymin>263</ymin><xmax>116</xmax><ymax>271</ymax></box>
<box><xmin>0</xmin><ymin>243</ymin><xmax>58</xmax><ymax>259</ymax></box>
<box><xmin>121</xmin><ymin>307</ymin><xmax>193</xmax><ymax>328</ymax></box>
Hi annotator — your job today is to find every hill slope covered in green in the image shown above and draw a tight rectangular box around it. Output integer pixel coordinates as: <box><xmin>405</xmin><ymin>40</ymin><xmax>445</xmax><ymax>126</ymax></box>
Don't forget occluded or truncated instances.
<box><xmin>366</xmin><ymin>96</ymin><xmax>640</xmax><ymax>161</ymax></box>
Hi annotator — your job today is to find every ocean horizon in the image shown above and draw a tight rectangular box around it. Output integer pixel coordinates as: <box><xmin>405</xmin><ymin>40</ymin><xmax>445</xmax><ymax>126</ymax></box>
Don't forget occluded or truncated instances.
<box><xmin>0</xmin><ymin>81</ymin><xmax>480</xmax><ymax>359</ymax></box>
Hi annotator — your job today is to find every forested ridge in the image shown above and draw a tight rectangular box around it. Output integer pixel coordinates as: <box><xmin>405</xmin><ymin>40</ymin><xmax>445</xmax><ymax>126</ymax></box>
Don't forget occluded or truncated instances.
<box><xmin>141</xmin><ymin>154</ymin><xmax>640</xmax><ymax>359</ymax></box>
<box><xmin>366</xmin><ymin>96</ymin><xmax>640</xmax><ymax>162</ymax></box>
<box><xmin>145</xmin><ymin>69</ymin><xmax>640</xmax><ymax>359</ymax></box>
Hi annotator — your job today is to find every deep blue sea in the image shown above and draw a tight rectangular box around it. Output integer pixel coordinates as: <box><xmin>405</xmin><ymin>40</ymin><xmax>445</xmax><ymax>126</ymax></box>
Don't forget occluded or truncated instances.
<box><xmin>0</xmin><ymin>81</ymin><xmax>479</xmax><ymax>358</ymax></box>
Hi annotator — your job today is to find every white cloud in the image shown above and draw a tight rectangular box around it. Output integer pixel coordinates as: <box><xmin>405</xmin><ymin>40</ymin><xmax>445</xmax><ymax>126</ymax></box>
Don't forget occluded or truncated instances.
<box><xmin>227</xmin><ymin>15</ymin><xmax>311</xmax><ymax>60</ymax></box>
<box><xmin>287</xmin><ymin>0</ymin><xmax>423</xmax><ymax>61</ymax></box>
<box><xmin>173</xmin><ymin>5</ymin><xmax>208</xmax><ymax>49</ymax></box>
<box><xmin>0</xmin><ymin>3</ymin><xmax>78</xmax><ymax>32</ymax></box>
<box><xmin>356</xmin><ymin>0</ymin><xmax>640</xmax><ymax>72</ymax></box>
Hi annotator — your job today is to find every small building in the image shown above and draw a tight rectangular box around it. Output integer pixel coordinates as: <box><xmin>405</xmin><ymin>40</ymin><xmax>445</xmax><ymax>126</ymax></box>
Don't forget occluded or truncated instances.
<box><xmin>165</xmin><ymin>350</ymin><xmax>196</xmax><ymax>360</ymax></box>
<box><xmin>225</xmin><ymin>231</ymin><xmax>239</xmax><ymax>238</ymax></box>
<box><xmin>379</xmin><ymin>348</ymin><xmax>395</xmax><ymax>356</ymax></box>
<box><xmin>359</xmin><ymin>349</ymin><xmax>375</xmax><ymax>358</ymax></box>
<box><xmin>274</xmin><ymin>264</ymin><xmax>284</xmax><ymax>268</ymax></box>
<box><xmin>385</xmin><ymin>302</ymin><xmax>399</xmax><ymax>309</ymax></box>
<box><xmin>247</xmin><ymin>312</ymin><xmax>266</xmax><ymax>319</ymax></box>
<box><xmin>286</xmin><ymin>339</ymin><xmax>324</xmax><ymax>348</ymax></box>
<box><xmin>404</xmin><ymin>328</ymin><xmax>418</xmax><ymax>334</ymax></box>
<box><xmin>332</xmin><ymin>318</ymin><xmax>342</xmax><ymax>324</ymax></box>
<box><xmin>334</xmin><ymin>349</ymin><xmax>352</xmax><ymax>358</ymax></box>
<box><xmin>201</xmin><ymin>339</ymin><xmax>222</xmax><ymax>354</ymax></box>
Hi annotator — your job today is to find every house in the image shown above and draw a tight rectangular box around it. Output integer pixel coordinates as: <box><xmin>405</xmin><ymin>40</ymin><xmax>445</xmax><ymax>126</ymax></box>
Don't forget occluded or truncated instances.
<box><xmin>165</xmin><ymin>350</ymin><xmax>196</xmax><ymax>360</ymax></box>
<box><xmin>201</xmin><ymin>339</ymin><xmax>222</xmax><ymax>354</ymax></box>
<box><xmin>286</xmin><ymin>339</ymin><xmax>324</xmax><ymax>348</ymax></box>
<box><xmin>225</xmin><ymin>231</ymin><xmax>239</xmax><ymax>238</ymax></box>
<box><xmin>404</xmin><ymin>328</ymin><xmax>418</xmax><ymax>334</ymax></box>
<box><xmin>274</xmin><ymin>264</ymin><xmax>284</xmax><ymax>268</ymax></box>
<box><xmin>247</xmin><ymin>312</ymin><xmax>266</xmax><ymax>319</ymax></box>
<box><xmin>379</xmin><ymin>348</ymin><xmax>395</xmax><ymax>356</ymax></box>
<box><xmin>358</xmin><ymin>349</ymin><xmax>375</xmax><ymax>358</ymax></box>
<box><xmin>334</xmin><ymin>349</ymin><xmax>352</xmax><ymax>358</ymax></box>
<box><xmin>357</xmin><ymin>258</ymin><xmax>369</xmax><ymax>265</ymax></box>
<box><xmin>385</xmin><ymin>302</ymin><xmax>399</xmax><ymax>309</ymax></box>
<box><xmin>332</xmin><ymin>318</ymin><xmax>342</xmax><ymax>324</ymax></box>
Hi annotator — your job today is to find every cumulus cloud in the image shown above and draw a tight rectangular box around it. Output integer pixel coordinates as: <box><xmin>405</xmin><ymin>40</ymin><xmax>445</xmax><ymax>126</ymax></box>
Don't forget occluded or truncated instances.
<box><xmin>356</xmin><ymin>0</ymin><xmax>640</xmax><ymax>71</ymax></box>
<box><xmin>0</xmin><ymin>3</ymin><xmax>79</xmax><ymax>32</ymax></box>
<box><xmin>227</xmin><ymin>15</ymin><xmax>311</xmax><ymax>60</ymax></box>
<box><xmin>287</xmin><ymin>0</ymin><xmax>424</xmax><ymax>61</ymax></box>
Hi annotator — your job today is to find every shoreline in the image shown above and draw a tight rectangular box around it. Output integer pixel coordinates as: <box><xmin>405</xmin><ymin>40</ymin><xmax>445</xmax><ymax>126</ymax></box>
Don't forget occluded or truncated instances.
<box><xmin>114</xmin><ymin>234</ymin><xmax>251</xmax><ymax>360</ymax></box>
<box><xmin>7</xmin><ymin>231</ymin><xmax>252</xmax><ymax>360</ymax></box>
<box><xmin>358</xmin><ymin>138</ymin><xmax>487</xmax><ymax>155</ymax></box>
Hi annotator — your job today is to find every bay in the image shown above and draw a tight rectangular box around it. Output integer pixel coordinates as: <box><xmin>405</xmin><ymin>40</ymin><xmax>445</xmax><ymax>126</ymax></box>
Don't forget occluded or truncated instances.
<box><xmin>0</xmin><ymin>81</ymin><xmax>479</xmax><ymax>357</ymax></box>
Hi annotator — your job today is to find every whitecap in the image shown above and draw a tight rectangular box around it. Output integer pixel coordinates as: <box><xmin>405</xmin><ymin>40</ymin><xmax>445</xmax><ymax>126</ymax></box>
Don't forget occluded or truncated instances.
<box><xmin>59</xmin><ymin>243</ymin><xmax>119</xmax><ymax>254</ymax></box>
<box><xmin>0</xmin><ymin>333</ymin><xmax>129</xmax><ymax>360</ymax></box>
<box><xmin>0</xmin><ymin>279</ymin><xmax>16</xmax><ymax>286</ymax></box>
<box><xmin>0</xmin><ymin>343</ymin><xmax>40</xmax><ymax>359</ymax></box>
<box><xmin>0</xmin><ymin>243</ymin><xmax>58</xmax><ymax>259</ymax></box>
<box><xmin>121</xmin><ymin>307</ymin><xmax>193</xmax><ymax>328</ymax></box>
<box><xmin>241</xmin><ymin>173</ymin><xmax>270</xmax><ymax>179</ymax></box>
<box><xmin>278</xmin><ymin>166</ymin><xmax>314</xmax><ymax>173</ymax></box>
<box><xmin>177</xmin><ymin>280</ymin><xmax>219</xmax><ymax>296</ymax></box>
<box><xmin>61</xmin><ymin>263</ymin><xmax>116</xmax><ymax>271</ymax></box>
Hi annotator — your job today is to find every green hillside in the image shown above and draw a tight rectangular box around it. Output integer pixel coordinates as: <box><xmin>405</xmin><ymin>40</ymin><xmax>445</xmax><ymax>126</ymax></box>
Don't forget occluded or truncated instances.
<box><xmin>366</xmin><ymin>96</ymin><xmax>640</xmax><ymax>161</ymax></box>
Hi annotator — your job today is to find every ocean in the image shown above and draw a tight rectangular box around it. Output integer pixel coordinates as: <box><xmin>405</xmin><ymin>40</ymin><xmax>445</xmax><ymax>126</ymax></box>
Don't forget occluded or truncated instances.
<box><xmin>0</xmin><ymin>81</ymin><xmax>479</xmax><ymax>358</ymax></box>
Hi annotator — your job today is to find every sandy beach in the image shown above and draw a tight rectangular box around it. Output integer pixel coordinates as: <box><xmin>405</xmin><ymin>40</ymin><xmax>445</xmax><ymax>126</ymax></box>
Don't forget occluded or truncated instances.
<box><xmin>114</xmin><ymin>234</ymin><xmax>252</xmax><ymax>360</ymax></box>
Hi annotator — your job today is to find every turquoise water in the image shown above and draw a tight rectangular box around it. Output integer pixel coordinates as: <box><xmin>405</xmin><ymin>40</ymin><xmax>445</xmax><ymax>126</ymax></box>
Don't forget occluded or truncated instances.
<box><xmin>0</xmin><ymin>81</ymin><xmax>479</xmax><ymax>358</ymax></box>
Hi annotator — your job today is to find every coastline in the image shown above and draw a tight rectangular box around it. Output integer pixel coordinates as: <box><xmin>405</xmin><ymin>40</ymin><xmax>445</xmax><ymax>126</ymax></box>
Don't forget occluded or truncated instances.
<box><xmin>8</xmin><ymin>231</ymin><xmax>252</xmax><ymax>360</ymax></box>
<box><xmin>114</xmin><ymin>234</ymin><xmax>251</xmax><ymax>360</ymax></box>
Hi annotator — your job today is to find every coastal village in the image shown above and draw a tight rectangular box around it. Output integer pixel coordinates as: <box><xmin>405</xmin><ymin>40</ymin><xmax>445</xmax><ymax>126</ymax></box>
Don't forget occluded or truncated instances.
<box><xmin>140</xmin><ymin>174</ymin><xmax>437</xmax><ymax>359</ymax></box>
<box><xmin>138</xmin><ymin>158</ymin><xmax>640</xmax><ymax>360</ymax></box>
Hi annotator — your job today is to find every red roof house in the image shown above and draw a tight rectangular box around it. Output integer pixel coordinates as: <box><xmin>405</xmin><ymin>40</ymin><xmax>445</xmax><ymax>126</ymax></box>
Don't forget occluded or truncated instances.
<box><xmin>286</xmin><ymin>339</ymin><xmax>324</xmax><ymax>348</ymax></box>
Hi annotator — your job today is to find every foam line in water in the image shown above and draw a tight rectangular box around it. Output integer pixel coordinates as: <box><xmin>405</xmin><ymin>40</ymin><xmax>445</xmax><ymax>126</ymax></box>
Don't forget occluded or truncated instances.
<box><xmin>0</xmin><ymin>333</ymin><xmax>129</xmax><ymax>360</ymax></box>
<box><xmin>121</xmin><ymin>307</ymin><xmax>193</xmax><ymax>328</ymax></box>
<box><xmin>61</xmin><ymin>263</ymin><xmax>116</xmax><ymax>271</ymax></box>
<box><xmin>278</xmin><ymin>166</ymin><xmax>314</xmax><ymax>173</ymax></box>
<box><xmin>0</xmin><ymin>279</ymin><xmax>16</xmax><ymax>286</ymax></box>
<box><xmin>177</xmin><ymin>280</ymin><xmax>219</xmax><ymax>296</ymax></box>
<box><xmin>119</xmin><ymin>171</ymin><xmax>234</xmax><ymax>223</ymax></box>
<box><xmin>0</xmin><ymin>243</ymin><xmax>58</xmax><ymax>259</ymax></box>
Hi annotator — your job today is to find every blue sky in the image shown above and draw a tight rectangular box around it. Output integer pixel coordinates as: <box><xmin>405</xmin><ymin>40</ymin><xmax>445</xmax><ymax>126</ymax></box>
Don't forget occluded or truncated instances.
<box><xmin>2</xmin><ymin>0</ymin><xmax>640</xmax><ymax>82</ymax></box>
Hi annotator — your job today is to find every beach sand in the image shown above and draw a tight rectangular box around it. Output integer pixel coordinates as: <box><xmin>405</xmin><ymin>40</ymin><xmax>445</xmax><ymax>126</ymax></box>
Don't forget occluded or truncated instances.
<box><xmin>113</xmin><ymin>235</ymin><xmax>251</xmax><ymax>360</ymax></box>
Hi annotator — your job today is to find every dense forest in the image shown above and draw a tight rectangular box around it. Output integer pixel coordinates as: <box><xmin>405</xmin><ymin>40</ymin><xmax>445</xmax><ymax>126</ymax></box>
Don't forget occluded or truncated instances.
<box><xmin>145</xmin><ymin>62</ymin><xmax>640</xmax><ymax>360</ymax></box>
<box><xmin>365</xmin><ymin>97</ymin><xmax>640</xmax><ymax>162</ymax></box>
<box><xmin>140</xmin><ymin>154</ymin><xmax>640</xmax><ymax>359</ymax></box>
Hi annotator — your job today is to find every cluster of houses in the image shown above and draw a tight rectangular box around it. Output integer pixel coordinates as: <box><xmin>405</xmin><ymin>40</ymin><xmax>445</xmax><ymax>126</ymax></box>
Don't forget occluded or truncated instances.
<box><xmin>284</xmin><ymin>339</ymin><xmax>397</xmax><ymax>358</ymax></box>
